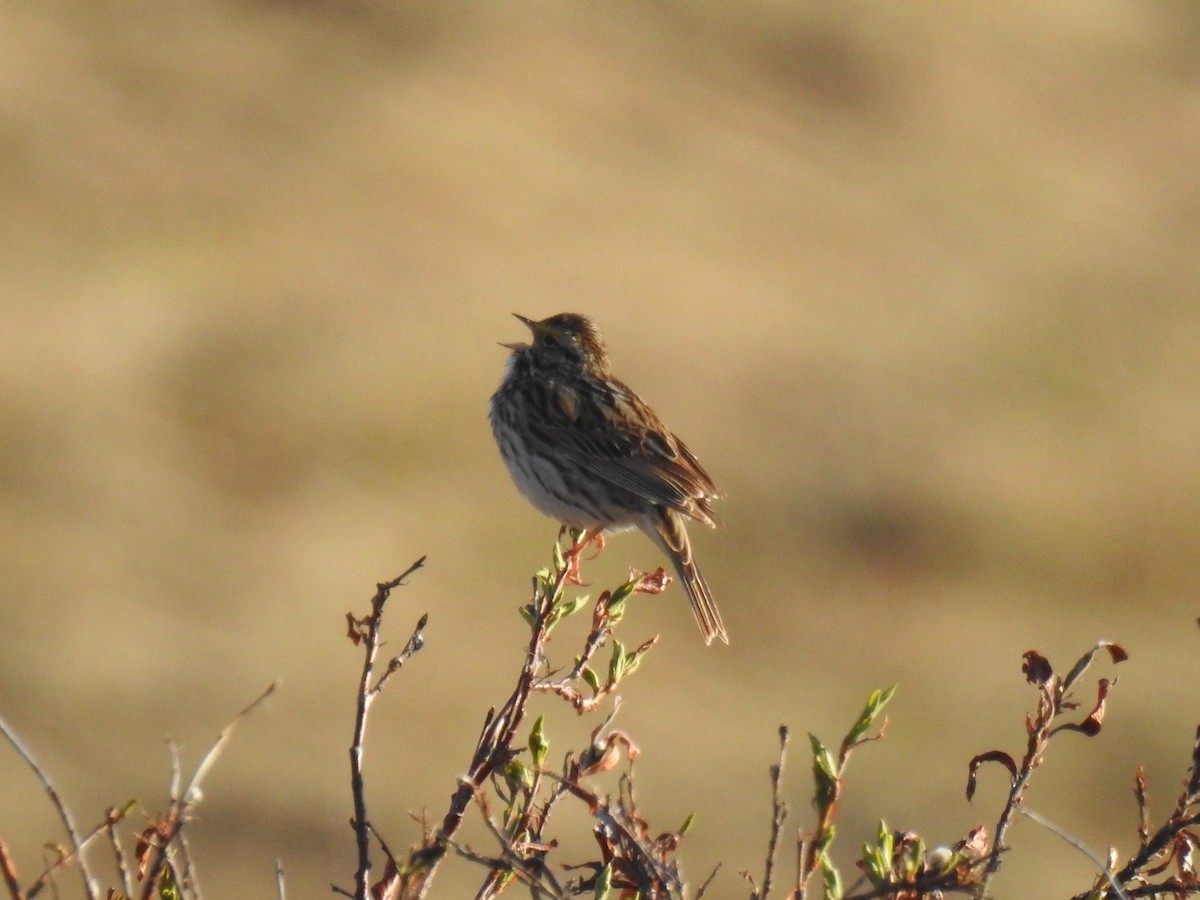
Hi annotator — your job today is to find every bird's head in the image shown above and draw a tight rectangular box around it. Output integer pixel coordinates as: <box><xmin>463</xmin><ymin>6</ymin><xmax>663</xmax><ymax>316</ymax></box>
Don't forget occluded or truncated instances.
<box><xmin>503</xmin><ymin>313</ymin><xmax>610</xmax><ymax>377</ymax></box>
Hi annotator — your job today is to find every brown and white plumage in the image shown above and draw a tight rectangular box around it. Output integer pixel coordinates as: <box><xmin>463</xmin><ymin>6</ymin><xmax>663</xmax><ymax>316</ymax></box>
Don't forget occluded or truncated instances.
<box><xmin>489</xmin><ymin>312</ymin><xmax>727</xmax><ymax>645</ymax></box>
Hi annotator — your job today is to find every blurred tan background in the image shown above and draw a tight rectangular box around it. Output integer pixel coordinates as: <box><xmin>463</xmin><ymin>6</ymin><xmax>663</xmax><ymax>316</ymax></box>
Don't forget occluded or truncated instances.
<box><xmin>2</xmin><ymin>1</ymin><xmax>1199</xmax><ymax>896</ymax></box>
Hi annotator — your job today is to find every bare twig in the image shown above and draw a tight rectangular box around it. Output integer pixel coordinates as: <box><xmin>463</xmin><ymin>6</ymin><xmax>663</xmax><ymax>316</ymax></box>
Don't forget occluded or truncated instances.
<box><xmin>794</xmin><ymin>826</ymin><xmax>805</xmax><ymax>897</ymax></box>
<box><xmin>755</xmin><ymin>725</ymin><xmax>790</xmax><ymax>900</ymax></box>
<box><xmin>446</xmin><ymin>835</ymin><xmax>563</xmax><ymax>900</ymax></box>
<box><xmin>105</xmin><ymin>805</ymin><xmax>134</xmax><ymax>899</ymax></box>
<box><xmin>169</xmin><ymin>738</ymin><xmax>183</xmax><ymax>806</ymax></box>
<box><xmin>275</xmin><ymin>858</ymin><xmax>286</xmax><ymax>900</ymax></box>
<box><xmin>187</xmin><ymin>682</ymin><xmax>278</xmax><ymax>805</ymax></box>
<box><xmin>843</xmin><ymin>877</ymin><xmax>984</xmax><ymax>899</ymax></box>
<box><xmin>974</xmin><ymin>643</ymin><xmax>1125</xmax><ymax>899</ymax></box>
<box><xmin>177</xmin><ymin>829</ymin><xmax>199</xmax><ymax>898</ymax></box>
<box><xmin>0</xmin><ymin>838</ymin><xmax>22</xmax><ymax>900</ymax></box>
<box><xmin>796</xmin><ymin>687</ymin><xmax>895</xmax><ymax>898</ymax></box>
<box><xmin>139</xmin><ymin>681</ymin><xmax>278</xmax><ymax>900</ymax></box>
<box><xmin>23</xmin><ymin>806</ymin><xmax>134</xmax><ymax>898</ymax></box>
<box><xmin>344</xmin><ymin>556</ymin><xmax>428</xmax><ymax>899</ymax></box>
<box><xmin>1071</xmin><ymin>810</ymin><xmax>1200</xmax><ymax>900</ymax></box>
<box><xmin>694</xmin><ymin>862</ymin><xmax>721</xmax><ymax>899</ymax></box>
<box><xmin>392</xmin><ymin>536</ymin><xmax>673</xmax><ymax>899</ymax></box>
<box><xmin>0</xmin><ymin>713</ymin><xmax>97</xmax><ymax>900</ymax></box>
<box><xmin>594</xmin><ymin>803</ymin><xmax>685</xmax><ymax>898</ymax></box>
<box><xmin>1018</xmin><ymin>806</ymin><xmax>1129</xmax><ymax>900</ymax></box>
<box><xmin>404</xmin><ymin>559</ymin><xmax>572</xmax><ymax>898</ymax></box>
<box><xmin>465</xmin><ymin>788</ymin><xmax>565</xmax><ymax>899</ymax></box>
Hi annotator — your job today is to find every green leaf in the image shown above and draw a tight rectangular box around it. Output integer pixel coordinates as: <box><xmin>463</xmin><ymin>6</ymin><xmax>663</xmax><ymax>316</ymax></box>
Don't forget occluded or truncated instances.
<box><xmin>607</xmin><ymin>639</ymin><xmax>626</xmax><ymax>685</ymax></box>
<box><xmin>622</xmin><ymin>641</ymin><xmax>654</xmax><ymax>678</ymax></box>
<box><xmin>844</xmin><ymin>685</ymin><xmax>897</xmax><ymax>747</ymax></box>
<box><xmin>809</xmin><ymin>733</ymin><xmax>839</xmax><ymax>808</ymax></box>
<box><xmin>519</xmin><ymin>605</ymin><xmax>536</xmax><ymax>627</ymax></box>
<box><xmin>503</xmin><ymin>760</ymin><xmax>533</xmax><ymax>792</ymax></box>
<box><xmin>552</xmin><ymin>541</ymin><xmax>565</xmax><ymax>572</ymax></box>
<box><xmin>809</xmin><ymin>733</ymin><xmax>838</xmax><ymax>780</ymax></box>
<box><xmin>606</xmin><ymin>601</ymin><xmax>627</xmax><ymax>625</ymax></box>
<box><xmin>581</xmin><ymin>666</ymin><xmax>600</xmax><ymax>692</ymax></box>
<box><xmin>679</xmin><ymin>811</ymin><xmax>695</xmax><ymax>835</ymax></box>
<box><xmin>861</xmin><ymin>842</ymin><xmax>888</xmax><ymax>886</ymax></box>
<box><xmin>822</xmin><ymin>823</ymin><xmax>837</xmax><ymax>849</ymax></box>
<box><xmin>546</xmin><ymin>594</ymin><xmax>587</xmax><ymax>632</ymax></box>
<box><xmin>158</xmin><ymin>862</ymin><xmax>182</xmax><ymax>900</ymax></box>
<box><xmin>819</xmin><ymin>849</ymin><xmax>843</xmax><ymax>900</ymax></box>
<box><xmin>608</xmin><ymin>578</ymin><xmax>639</xmax><ymax>608</ymax></box>
<box><xmin>900</xmin><ymin>834</ymin><xmax>924</xmax><ymax>879</ymax></box>
<box><xmin>874</xmin><ymin>821</ymin><xmax>893</xmax><ymax>869</ymax></box>
<box><xmin>493</xmin><ymin>869</ymin><xmax>515</xmax><ymax>893</ymax></box>
<box><xmin>593</xmin><ymin>862</ymin><xmax>613</xmax><ymax>899</ymax></box>
<box><xmin>556</xmin><ymin>594</ymin><xmax>588</xmax><ymax>618</ymax></box>
<box><xmin>1061</xmin><ymin>640</ymin><xmax>1128</xmax><ymax>690</ymax></box>
<box><xmin>529</xmin><ymin>715</ymin><xmax>548</xmax><ymax>768</ymax></box>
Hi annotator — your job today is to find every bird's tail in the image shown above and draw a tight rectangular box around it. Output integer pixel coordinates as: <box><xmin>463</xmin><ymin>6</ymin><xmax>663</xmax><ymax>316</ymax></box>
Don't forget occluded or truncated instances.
<box><xmin>645</xmin><ymin>508</ymin><xmax>728</xmax><ymax>645</ymax></box>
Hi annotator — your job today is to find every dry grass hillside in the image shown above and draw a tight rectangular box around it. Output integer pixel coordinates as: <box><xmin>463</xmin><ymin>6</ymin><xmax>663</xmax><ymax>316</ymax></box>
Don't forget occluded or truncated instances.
<box><xmin>2</xmin><ymin>1</ymin><xmax>1199</xmax><ymax>896</ymax></box>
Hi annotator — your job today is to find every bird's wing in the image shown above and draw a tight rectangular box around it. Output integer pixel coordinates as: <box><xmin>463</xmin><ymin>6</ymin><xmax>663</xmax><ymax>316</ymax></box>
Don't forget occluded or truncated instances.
<box><xmin>527</xmin><ymin>377</ymin><xmax>719</xmax><ymax>523</ymax></box>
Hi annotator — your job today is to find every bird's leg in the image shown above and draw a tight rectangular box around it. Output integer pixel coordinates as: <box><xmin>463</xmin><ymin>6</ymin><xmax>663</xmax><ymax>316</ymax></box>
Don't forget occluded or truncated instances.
<box><xmin>562</xmin><ymin>527</ymin><xmax>605</xmax><ymax>585</ymax></box>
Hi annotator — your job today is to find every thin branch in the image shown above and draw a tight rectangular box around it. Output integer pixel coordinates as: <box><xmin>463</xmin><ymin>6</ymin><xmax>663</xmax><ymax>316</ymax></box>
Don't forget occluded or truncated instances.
<box><xmin>169</xmin><ymin>738</ymin><xmax>183</xmax><ymax>806</ymax></box>
<box><xmin>139</xmin><ymin>681</ymin><xmax>278</xmax><ymax>900</ymax></box>
<box><xmin>406</xmin><ymin>556</ymin><xmax>576</xmax><ymax>899</ymax></box>
<box><xmin>1018</xmin><ymin>807</ymin><xmax>1129</xmax><ymax>900</ymax></box>
<box><xmin>445</xmin><ymin>836</ymin><xmax>561</xmax><ymax>900</ymax></box>
<box><xmin>0</xmin><ymin>713</ymin><xmax>97</xmax><ymax>900</ymax></box>
<box><xmin>345</xmin><ymin>555</ymin><xmax>427</xmax><ymax>900</ymax></box>
<box><xmin>794</xmin><ymin>826</ymin><xmax>805</xmax><ymax>898</ymax></box>
<box><xmin>1116</xmin><ymin>879</ymin><xmax>1200</xmax><ymax>898</ymax></box>
<box><xmin>694</xmin><ymin>862</ymin><xmax>721</xmax><ymax>899</ymax></box>
<box><xmin>844</xmin><ymin>879</ymin><xmax>983</xmax><ymax>899</ymax></box>
<box><xmin>976</xmin><ymin>646</ymin><xmax>1125</xmax><ymax>899</ymax></box>
<box><xmin>757</xmin><ymin>725</ymin><xmax>790</xmax><ymax>900</ymax></box>
<box><xmin>0</xmin><ymin>838</ymin><xmax>22</xmax><ymax>900</ymax></box>
<box><xmin>371</xmin><ymin>614</ymin><xmax>428</xmax><ymax>697</ymax></box>
<box><xmin>25</xmin><ymin>804</ymin><xmax>134</xmax><ymax>898</ymax></box>
<box><xmin>1072</xmin><ymin>811</ymin><xmax>1200</xmax><ymax>900</ymax></box>
<box><xmin>106</xmin><ymin>805</ymin><xmax>134</xmax><ymax>899</ymax></box>
<box><xmin>400</xmin><ymin>535</ymin><xmax>674</xmax><ymax>900</ymax></box>
<box><xmin>177</xmin><ymin>829</ymin><xmax>199</xmax><ymax>898</ymax></box>
<box><xmin>591</xmin><ymin>803</ymin><xmax>685</xmax><ymax>899</ymax></box>
<box><xmin>464</xmin><ymin>789</ymin><xmax>565</xmax><ymax>899</ymax></box>
<box><xmin>185</xmin><ymin>681</ymin><xmax>279</xmax><ymax>806</ymax></box>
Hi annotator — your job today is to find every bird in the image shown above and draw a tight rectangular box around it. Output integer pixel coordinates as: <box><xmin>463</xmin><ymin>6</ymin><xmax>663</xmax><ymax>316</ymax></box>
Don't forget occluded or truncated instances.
<box><xmin>489</xmin><ymin>312</ymin><xmax>727</xmax><ymax>645</ymax></box>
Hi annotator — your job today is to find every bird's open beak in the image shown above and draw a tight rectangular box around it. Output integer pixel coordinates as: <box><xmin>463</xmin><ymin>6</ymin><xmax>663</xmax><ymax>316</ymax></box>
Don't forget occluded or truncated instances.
<box><xmin>499</xmin><ymin>313</ymin><xmax>538</xmax><ymax>351</ymax></box>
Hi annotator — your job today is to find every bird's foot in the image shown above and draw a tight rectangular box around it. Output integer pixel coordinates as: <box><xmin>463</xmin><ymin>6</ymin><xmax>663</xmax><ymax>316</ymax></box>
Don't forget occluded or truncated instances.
<box><xmin>562</xmin><ymin>529</ymin><xmax>605</xmax><ymax>585</ymax></box>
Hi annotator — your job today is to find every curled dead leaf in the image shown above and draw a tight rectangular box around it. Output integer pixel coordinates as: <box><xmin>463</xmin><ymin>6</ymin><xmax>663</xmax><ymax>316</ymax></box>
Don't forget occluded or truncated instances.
<box><xmin>369</xmin><ymin>857</ymin><xmax>400</xmax><ymax>900</ymax></box>
<box><xmin>1103</xmin><ymin>642</ymin><xmax>1129</xmax><ymax>664</ymax></box>
<box><xmin>1022</xmin><ymin>651</ymin><xmax>1053</xmax><ymax>686</ymax></box>
<box><xmin>1054</xmin><ymin>677</ymin><xmax>1114</xmax><ymax>737</ymax></box>
<box><xmin>346</xmin><ymin>612</ymin><xmax>369</xmax><ymax>645</ymax></box>
<box><xmin>966</xmin><ymin>751</ymin><xmax>1018</xmax><ymax>801</ymax></box>
<box><xmin>633</xmin><ymin>567</ymin><xmax>672</xmax><ymax>595</ymax></box>
<box><xmin>580</xmin><ymin>730</ymin><xmax>642</xmax><ymax>777</ymax></box>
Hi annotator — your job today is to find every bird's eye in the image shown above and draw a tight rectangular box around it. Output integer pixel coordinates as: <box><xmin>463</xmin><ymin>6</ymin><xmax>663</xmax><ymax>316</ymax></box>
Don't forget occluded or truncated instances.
<box><xmin>542</xmin><ymin>334</ymin><xmax>559</xmax><ymax>347</ymax></box>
